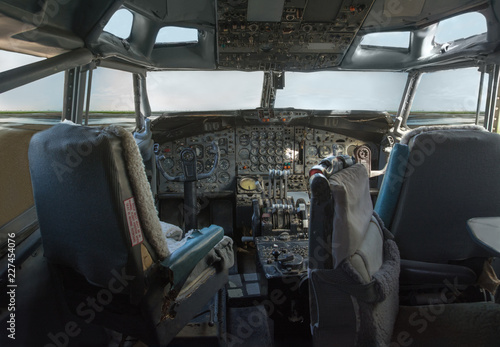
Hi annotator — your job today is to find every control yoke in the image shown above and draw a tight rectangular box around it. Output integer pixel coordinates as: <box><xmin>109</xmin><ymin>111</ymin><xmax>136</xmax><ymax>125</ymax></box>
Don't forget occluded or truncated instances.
<box><xmin>155</xmin><ymin>141</ymin><xmax>219</xmax><ymax>232</ymax></box>
<box><xmin>155</xmin><ymin>141</ymin><xmax>219</xmax><ymax>182</ymax></box>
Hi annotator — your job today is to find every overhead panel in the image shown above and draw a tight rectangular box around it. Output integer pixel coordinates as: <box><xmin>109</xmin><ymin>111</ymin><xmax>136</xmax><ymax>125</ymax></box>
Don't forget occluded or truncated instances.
<box><xmin>218</xmin><ymin>0</ymin><xmax>375</xmax><ymax>71</ymax></box>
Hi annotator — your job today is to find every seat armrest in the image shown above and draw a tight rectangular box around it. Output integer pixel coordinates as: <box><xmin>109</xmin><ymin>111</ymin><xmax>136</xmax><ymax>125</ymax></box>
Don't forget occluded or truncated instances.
<box><xmin>400</xmin><ymin>259</ymin><xmax>476</xmax><ymax>287</ymax></box>
<box><xmin>161</xmin><ymin>225</ymin><xmax>223</xmax><ymax>287</ymax></box>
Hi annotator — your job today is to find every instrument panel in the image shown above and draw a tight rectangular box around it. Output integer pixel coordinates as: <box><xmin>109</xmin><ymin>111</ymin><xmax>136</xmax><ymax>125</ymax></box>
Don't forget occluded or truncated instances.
<box><xmin>157</xmin><ymin>125</ymin><xmax>369</xmax><ymax>194</ymax></box>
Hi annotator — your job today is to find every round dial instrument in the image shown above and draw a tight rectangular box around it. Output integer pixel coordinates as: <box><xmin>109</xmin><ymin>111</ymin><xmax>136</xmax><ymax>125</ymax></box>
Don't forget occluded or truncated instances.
<box><xmin>239</xmin><ymin>177</ymin><xmax>257</xmax><ymax>191</ymax></box>
<box><xmin>240</xmin><ymin>134</ymin><xmax>250</xmax><ymax>146</ymax></box>
<box><xmin>220</xmin><ymin>159</ymin><xmax>230</xmax><ymax>170</ymax></box>
<box><xmin>218</xmin><ymin>172</ymin><xmax>230</xmax><ymax>184</ymax></box>
<box><xmin>319</xmin><ymin>145</ymin><xmax>331</xmax><ymax>158</ymax></box>
<box><xmin>239</xmin><ymin>148</ymin><xmax>250</xmax><ymax>159</ymax></box>
<box><xmin>306</xmin><ymin>146</ymin><xmax>317</xmax><ymax>157</ymax></box>
<box><xmin>162</xmin><ymin>157</ymin><xmax>174</xmax><ymax>169</ymax></box>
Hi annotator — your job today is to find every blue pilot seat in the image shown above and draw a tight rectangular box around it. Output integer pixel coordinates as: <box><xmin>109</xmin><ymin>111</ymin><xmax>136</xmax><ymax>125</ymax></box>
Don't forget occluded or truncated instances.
<box><xmin>28</xmin><ymin>122</ymin><xmax>233</xmax><ymax>345</ymax></box>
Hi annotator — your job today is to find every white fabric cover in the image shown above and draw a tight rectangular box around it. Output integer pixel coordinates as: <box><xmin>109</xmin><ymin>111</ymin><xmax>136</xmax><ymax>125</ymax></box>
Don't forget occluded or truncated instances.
<box><xmin>329</xmin><ymin>164</ymin><xmax>374</xmax><ymax>268</ymax></box>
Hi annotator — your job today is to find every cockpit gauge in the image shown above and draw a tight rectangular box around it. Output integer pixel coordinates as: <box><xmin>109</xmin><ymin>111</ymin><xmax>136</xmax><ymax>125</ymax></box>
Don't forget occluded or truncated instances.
<box><xmin>206</xmin><ymin>146</ymin><xmax>216</xmax><ymax>157</ymax></box>
<box><xmin>207</xmin><ymin>175</ymin><xmax>216</xmax><ymax>183</ymax></box>
<box><xmin>260</xmin><ymin>156</ymin><xmax>267</xmax><ymax>163</ymax></box>
<box><xmin>259</xmin><ymin>148</ymin><xmax>267</xmax><ymax>155</ymax></box>
<box><xmin>191</xmin><ymin>144</ymin><xmax>204</xmax><ymax>158</ymax></box>
<box><xmin>220</xmin><ymin>159</ymin><xmax>230</xmax><ymax>171</ymax></box>
<box><xmin>276</xmin><ymin>140</ymin><xmax>283</xmax><ymax>147</ymax></box>
<box><xmin>267</xmin><ymin>156</ymin><xmax>275</xmax><ymax>164</ymax></box>
<box><xmin>333</xmin><ymin>144</ymin><xmax>345</xmax><ymax>155</ymax></box>
<box><xmin>276</xmin><ymin>148</ymin><xmax>283</xmax><ymax>156</ymax></box>
<box><xmin>259</xmin><ymin>140</ymin><xmax>267</xmax><ymax>147</ymax></box>
<box><xmin>251</xmin><ymin>155</ymin><xmax>259</xmax><ymax>164</ymax></box>
<box><xmin>319</xmin><ymin>145</ymin><xmax>331</xmax><ymax>158</ymax></box>
<box><xmin>251</xmin><ymin>140</ymin><xmax>259</xmax><ymax>147</ymax></box>
<box><xmin>239</xmin><ymin>177</ymin><xmax>257</xmax><ymax>191</ymax></box>
<box><xmin>267</xmin><ymin>148</ymin><xmax>275</xmax><ymax>155</ymax></box>
<box><xmin>251</xmin><ymin>148</ymin><xmax>258</xmax><ymax>156</ymax></box>
<box><xmin>259</xmin><ymin>164</ymin><xmax>267</xmax><ymax>172</ymax></box>
<box><xmin>251</xmin><ymin>131</ymin><xmax>259</xmax><ymax>140</ymax></box>
<box><xmin>240</xmin><ymin>135</ymin><xmax>250</xmax><ymax>146</ymax></box>
<box><xmin>205</xmin><ymin>159</ymin><xmax>215</xmax><ymax>170</ymax></box>
<box><xmin>218</xmin><ymin>172</ymin><xmax>230</xmax><ymax>184</ymax></box>
<box><xmin>239</xmin><ymin>148</ymin><xmax>250</xmax><ymax>159</ymax></box>
<box><xmin>196</xmin><ymin>161</ymin><xmax>204</xmax><ymax>174</ymax></box>
<box><xmin>268</xmin><ymin>131</ymin><xmax>275</xmax><ymax>140</ymax></box>
<box><xmin>306</xmin><ymin>146</ymin><xmax>317</xmax><ymax>157</ymax></box>
<box><xmin>162</xmin><ymin>157</ymin><xmax>175</xmax><ymax>169</ymax></box>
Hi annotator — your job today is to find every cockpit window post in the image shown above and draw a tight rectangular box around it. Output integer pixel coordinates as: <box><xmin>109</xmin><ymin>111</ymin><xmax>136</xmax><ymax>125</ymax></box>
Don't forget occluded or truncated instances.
<box><xmin>261</xmin><ymin>70</ymin><xmax>284</xmax><ymax>109</ymax></box>
<box><xmin>83</xmin><ymin>62</ymin><xmax>96</xmax><ymax>126</ymax></box>
<box><xmin>62</xmin><ymin>64</ymin><xmax>95</xmax><ymax>124</ymax></box>
<box><xmin>395</xmin><ymin>70</ymin><xmax>422</xmax><ymax>134</ymax></box>
<box><xmin>475</xmin><ymin>65</ymin><xmax>486</xmax><ymax>126</ymax></box>
<box><xmin>133</xmin><ymin>73</ymin><xmax>151</xmax><ymax>132</ymax></box>
<box><xmin>483</xmin><ymin>64</ymin><xmax>500</xmax><ymax>132</ymax></box>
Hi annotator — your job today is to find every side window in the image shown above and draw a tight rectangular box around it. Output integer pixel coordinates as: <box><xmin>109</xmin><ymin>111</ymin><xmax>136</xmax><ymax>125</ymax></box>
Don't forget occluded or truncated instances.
<box><xmin>409</xmin><ymin>68</ymin><xmax>487</xmax><ymax>126</ymax></box>
<box><xmin>0</xmin><ymin>52</ymin><xmax>64</xmax><ymax>112</ymax></box>
<box><xmin>361</xmin><ymin>32</ymin><xmax>410</xmax><ymax>49</ymax></box>
<box><xmin>103</xmin><ymin>8</ymin><xmax>133</xmax><ymax>39</ymax></box>
<box><xmin>156</xmin><ymin>26</ymin><xmax>199</xmax><ymax>44</ymax></box>
<box><xmin>435</xmin><ymin>12</ymin><xmax>487</xmax><ymax>43</ymax></box>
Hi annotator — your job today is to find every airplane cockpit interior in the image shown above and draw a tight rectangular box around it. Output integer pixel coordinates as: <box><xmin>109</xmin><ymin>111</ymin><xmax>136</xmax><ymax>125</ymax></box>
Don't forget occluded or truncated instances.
<box><xmin>1</xmin><ymin>0</ymin><xmax>500</xmax><ymax>346</ymax></box>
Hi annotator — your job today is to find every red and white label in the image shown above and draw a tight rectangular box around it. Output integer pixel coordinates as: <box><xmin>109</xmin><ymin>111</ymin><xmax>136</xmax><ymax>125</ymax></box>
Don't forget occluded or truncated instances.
<box><xmin>124</xmin><ymin>197</ymin><xmax>144</xmax><ymax>246</ymax></box>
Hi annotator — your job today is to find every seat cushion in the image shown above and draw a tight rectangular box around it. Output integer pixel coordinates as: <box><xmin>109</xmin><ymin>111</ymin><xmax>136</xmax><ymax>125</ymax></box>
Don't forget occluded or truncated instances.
<box><xmin>185</xmin><ymin>236</ymin><xmax>234</xmax><ymax>285</ymax></box>
<box><xmin>393</xmin><ymin>303</ymin><xmax>500</xmax><ymax>346</ymax></box>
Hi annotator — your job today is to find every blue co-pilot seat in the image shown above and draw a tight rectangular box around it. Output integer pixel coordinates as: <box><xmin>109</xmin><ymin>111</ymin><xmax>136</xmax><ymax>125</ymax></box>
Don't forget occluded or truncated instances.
<box><xmin>309</xmin><ymin>163</ymin><xmax>401</xmax><ymax>346</ymax></box>
<box><xmin>309</xmin><ymin>161</ymin><xmax>500</xmax><ymax>346</ymax></box>
<box><xmin>28</xmin><ymin>122</ymin><xmax>234</xmax><ymax>345</ymax></box>
<box><xmin>375</xmin><ymin>126</ymin><xmax>500</xmax><ymax>294</ymax></box>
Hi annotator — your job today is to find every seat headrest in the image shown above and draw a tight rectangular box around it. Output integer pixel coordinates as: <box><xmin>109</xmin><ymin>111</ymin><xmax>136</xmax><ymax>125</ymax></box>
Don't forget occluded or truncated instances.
<box><xmin>29</xmin><ymin>123</ymin><xmax>170</xmax><ymax>288</ymax></box>
<box><xmin>400</xmin><ymin>125</ymin><xmax>486</xmax><ymax>146</ymax></box>
<box><xmin>329</xmin><ymin>163</ymin><xmax>373</xmax><ymax>268</ymax></box>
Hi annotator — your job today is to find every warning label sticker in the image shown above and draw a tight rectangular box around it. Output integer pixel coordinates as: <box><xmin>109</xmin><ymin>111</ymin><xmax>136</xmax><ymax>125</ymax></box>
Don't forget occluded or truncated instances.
<box><xmin>124</xmin><ymin>197</ymin><xmax>144</xmax><ymax>247</ymax></box>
